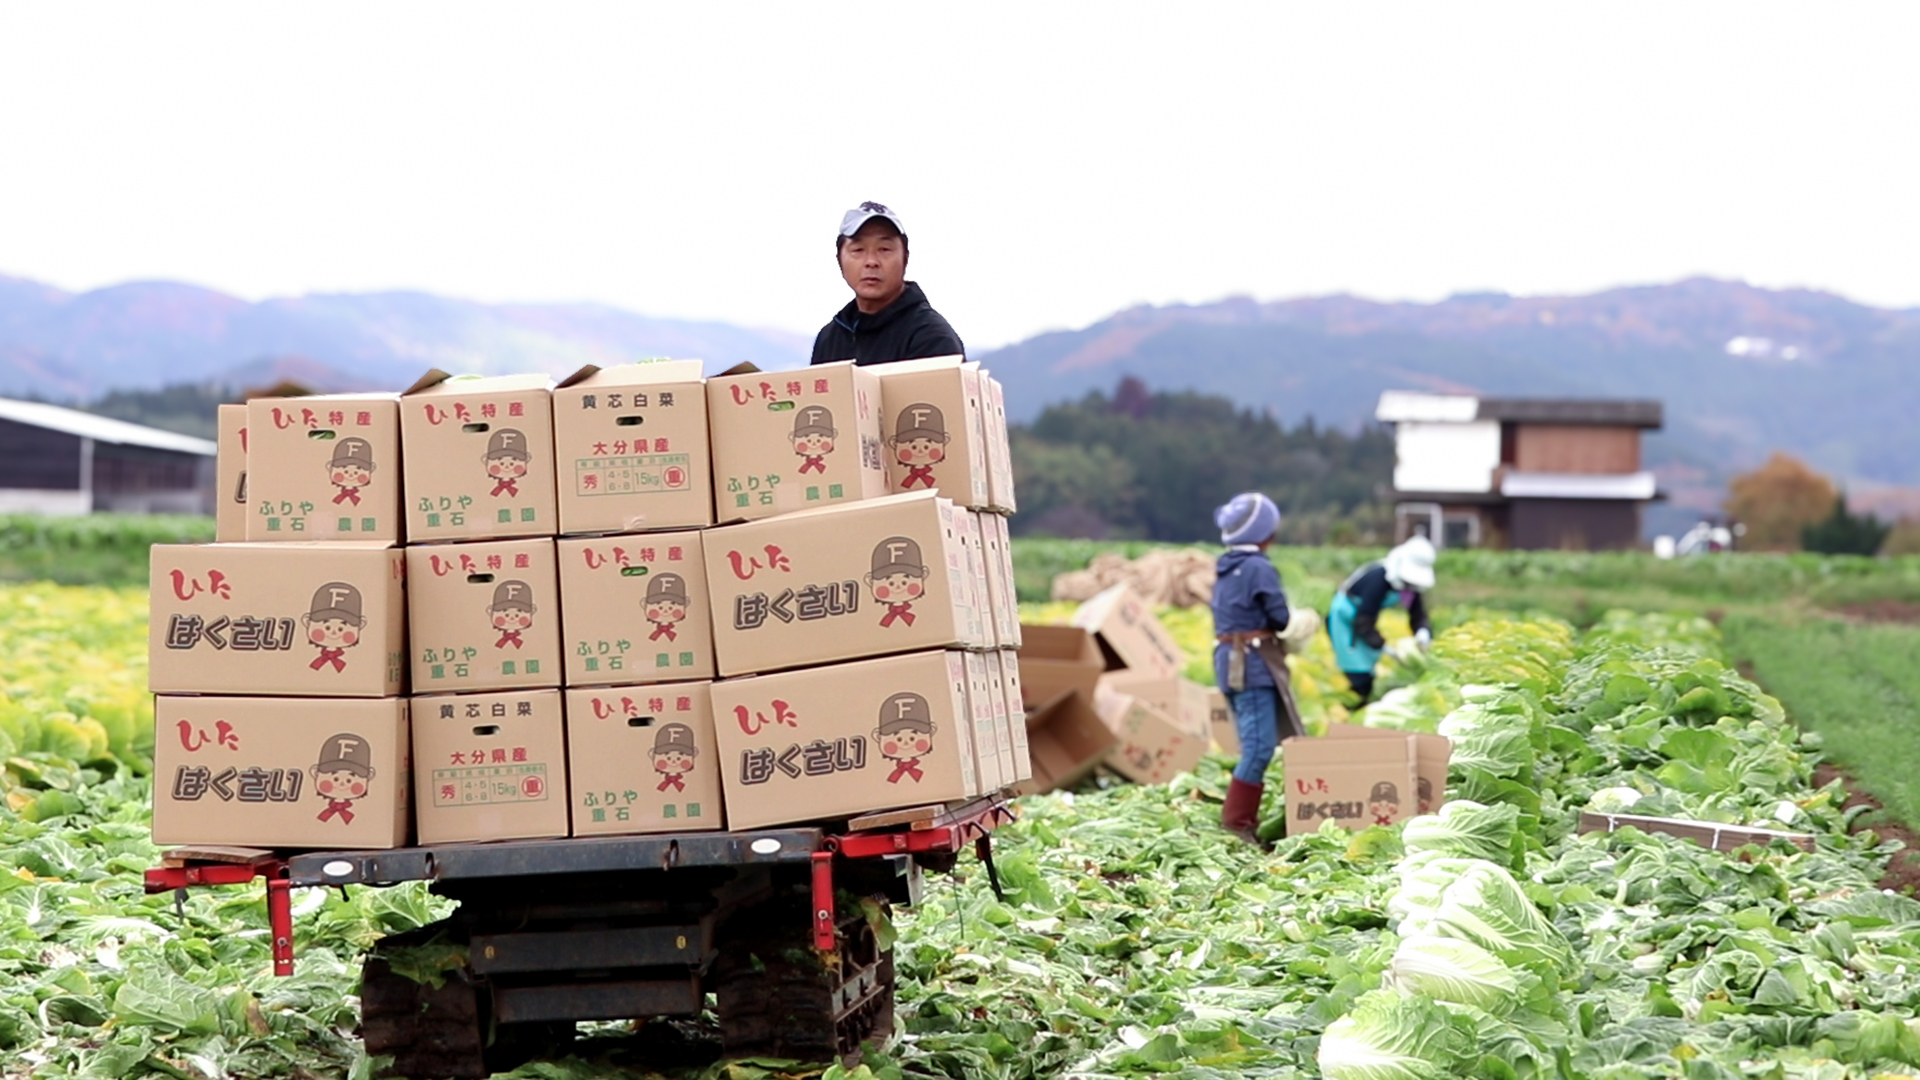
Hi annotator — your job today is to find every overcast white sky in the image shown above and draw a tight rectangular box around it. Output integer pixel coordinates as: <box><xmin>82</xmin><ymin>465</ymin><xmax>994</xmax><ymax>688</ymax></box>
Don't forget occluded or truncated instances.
<box><xmin>2</xmin><ymin>2</ymin><xmax>1916</xmax><ymax>349</ymax></box>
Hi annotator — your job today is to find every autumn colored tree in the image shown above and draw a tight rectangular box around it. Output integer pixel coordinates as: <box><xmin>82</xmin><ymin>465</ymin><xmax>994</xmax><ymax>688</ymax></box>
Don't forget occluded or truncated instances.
<box><xmin>1724</xmin><ymin>452</ymin><xmax>1837</xmax><ymax>552</ymax></box>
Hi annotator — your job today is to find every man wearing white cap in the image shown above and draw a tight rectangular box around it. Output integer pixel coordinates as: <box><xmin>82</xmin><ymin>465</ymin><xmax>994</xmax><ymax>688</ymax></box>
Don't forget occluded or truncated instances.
<box><xmin>811</xmin><ymin>201</ymin><xmax>964</xmax><ymax>366</ymax></box>
<box><xmin>1328</xmin><ymin>537</ymin><xmax>1437</xmax><ymax>702</ymax></box>
<box><xmin>1210</xmin><ymin>492</ymin><xmax>1318</xmax><ymax>845</ymax></box>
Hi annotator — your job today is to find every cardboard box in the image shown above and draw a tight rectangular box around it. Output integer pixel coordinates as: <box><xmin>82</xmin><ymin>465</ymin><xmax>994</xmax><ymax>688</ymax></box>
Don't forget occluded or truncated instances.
<box><xmin>1207</xmin><ymin>688</ymin><xmax>1239</xmax><ymax>755</ymax></box>
<box><xmin>1016</xmin><ymin>625</ymin><xmax>1104</xmax><ymax>709</ymax></box>
<box><xmin>710</xmin><ymin>650</ymin><xmax>978</xmax><ymax>830</ymax></box>
<box><xmin>412</xmin><ymin>688</ymin><xmax>570</xmax><ymax>843</ymax></box>
<box><xmin>152</xmin><ymin>695</ymin><xmax>411</xmax><ymax>849</ymax></box>
<box><xmin>401</xmin><ymin>371</ymin><xmax>558</xmax><ymax>542</ymax></box>
<box><xmin>564</xmin><ymin>681</ymin><xmax>724</xmax><ymax>835</ymax></box>
<box><xmin>702</xmin><ymin>492</ymin><xmax>987</xmax><ymax>676</ymax></box>
<box><xmin>215</xmin><ymin>405</ymin><xmax>249</xmax><ymax>542</ymax></box>
<box><xmin>1013</xmin><ymin>689</ymin><xmax>1115</xmax><ymax>795</ymax></box>
<box><xmin>553</xmin><ymin>362</ymin><xmax>714</xmax><ymax>535</ymax></box>
<box><xmin>1321</xmin><ymin>723</ymin><xmax>1452</xmax><ymax>816</ymax></box>
<box><xmin>955</xmin><ymin>510</ymin><xmax>997</xmax><ymax>648</ymax></box>
<box><xmin>244</xmin><ymin>395</ymin><xmax>403</xmax><ymax>542</ymax></box>
<box><xmin>1072</xmin><ymin>583</ymin><xmax>1186</xmax><ymax>680</ymax></box>
<box><xmin>872</xmin><ymin>355</ymin><xmax>990</xmax><ymax>508</ymax></box>
<box><xmin>986</xmin><ymin>650</ymin><xmax>1030</xmax><ymax>784</ymax></box>
<box><xmin>981</xmin><ymin>374</ymin><xmax>1017</xmax><ymax>513</ymax></box>
<box><xmin>977</xmin><ymin>512</ymin><xmax>1020</xmax><ymax>649</ymax></box>
<box><xmin>407</xmin><ymin>539</ymin><xmax>563</xmax><ymax>693</ymax></box>
<box><xmin>149</xmin><ymin>543</ymin><xmax>407</xmax><ymax>698</ymax></box>
<box><xmin>1281</xmin><ymin>727</ymin><xmax>1452</xmax><ymax>835</ymax></box>
<box><xmin>1098</xmin><ymin>671</ymin><xmax>1211</xmax><ymax>741</ymax></box>
<box><xmin>706</xmin><ymin>361</ymin><xmax>887</xmax><ymax>522</ymax></box>
<box><xmin>557</xmin><ymin>531</ymin><xmax>715</xmax><ymax>686</ymax></box>
<box><xmin>1093</xmin><ymin>683</ymin><xmax>1207</xmax><ymax>785</ymax></box>
<box><xmin>963</xmin><ymin>651</ymin><xmax>1010</xmax><ymax>792</ymax></box>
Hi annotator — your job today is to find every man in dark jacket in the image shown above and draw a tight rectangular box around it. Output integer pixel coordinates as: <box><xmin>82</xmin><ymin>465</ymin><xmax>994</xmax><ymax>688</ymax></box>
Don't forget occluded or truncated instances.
<box><xmin>1210</xmin><ymin>492</ymin><xmax>1317</xmax><ymax>845</ymax></box>
<box><xmin>811</xmin><ymin>202</ymin><xmax>965</xmax><ymax>366</ymax></box>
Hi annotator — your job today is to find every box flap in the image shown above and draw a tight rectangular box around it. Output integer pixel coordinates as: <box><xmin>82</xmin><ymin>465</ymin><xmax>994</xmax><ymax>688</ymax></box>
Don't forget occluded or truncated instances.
<box><xmin>717</xmin><ymin>361</ymin><xmax>760</xmax><ymax>377</ymax></box>
<box><xmin>561</xmin><ymin>360</ymin><xmax>706</xmax><ymax>388</ymax></box>
<box><xmin>869</xmin><ymin>355</ymin><xmax>968</xmax><ymax>376</ymax></box>
<box><xmin>555</xmin><ymin>364</ymin><xmax>601</xmax><ymax>390</ymax></box>
<box><xmin>407</xmin><ymin>371</ymin><xmax>554</xmax><ymax>396</ymax></box>
<box><xmin>1014</xmin><ymin>689</ymin><xmax>1116</xmax><ymax>794</ymax></box>
<box><xmin>402</xmin><ymin>368</ymin><xmax>454</xmax><ymax>395</ymax></box>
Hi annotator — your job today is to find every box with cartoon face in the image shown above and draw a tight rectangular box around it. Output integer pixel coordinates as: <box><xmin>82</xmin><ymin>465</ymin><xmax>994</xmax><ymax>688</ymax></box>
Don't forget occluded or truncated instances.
<box><xmin>870</xmin><ymin>355</ymin><xmax>990</xmax><ymax>508</ymax></box>
<box><xmin>152</xmin><ymin>695</ymin><xmax>412</xmax><ymax>849</ymax></box>
<box><xmin>401</xmin><ymin>371</ymin><xmax>558</xmax><ymax>542</ymax></box>
<box><xmin>706</xmin><ymin>361</ymin><xmax>888</xmax><ymax>522</ymax></box>
<box><xmin>564</xmin><ymin>682</ymin><xmax>723</xmax><ymax>835</ymax></box>
<box><xmin>412</xmin><ymin>688</ymin><xmax>569</xmax><ymax>843</ymax></box>
<box><xmin>407</xmin><ymin>539</ymin><xmax>562</xmax><ymax>693</ymax></box>
<box><xmin>149</xmin><ymin>543</ymin><xmax>407</xmax><ymax>697</ymax></box>
<box><xmin>709</xmin><ymin>650</ymin><xmax>977</xmax><ymax>830</ymax></box>
<box><xmin>245</xmin><ymin>395</ymin><xmax>403</xmax><ymax>542</ymax></box>
<box><xmin>557</xmin><ymin>531</ymin><xmax>715</xmax><ymax>686</ymax></box>
<box><xmin>701</xmin><ymin>492</ymin><xmax>988</xmax><ymax>676</ymax></box>
<box><xmin>553</xmin><ymin>362</ymin><xmax>714</xmax><ymax>535</ymax></box>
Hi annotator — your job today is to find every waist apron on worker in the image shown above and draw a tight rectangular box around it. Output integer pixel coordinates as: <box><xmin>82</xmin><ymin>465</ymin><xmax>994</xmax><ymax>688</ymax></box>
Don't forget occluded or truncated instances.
<box><xmin>1223</xmin><ymin>634</ymin><xmax>1306</xmax><ymax>741</ymax></box>
<box><xmin>1327</xmin><ymin>587</ymin><xmax>1402</xmax><ymax>674</ymax></box>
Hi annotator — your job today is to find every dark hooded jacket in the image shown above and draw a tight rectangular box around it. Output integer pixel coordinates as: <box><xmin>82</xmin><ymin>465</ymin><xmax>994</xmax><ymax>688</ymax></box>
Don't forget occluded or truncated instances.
<box><xmin>810</xmin><ymin>282</ymin><xmax>964</xmax><ymax>366</ymax></box>
<box><xmin>1210</xmin><ymin>546</ymin><xmax>1293</xmax><ymax>691</ymax></box>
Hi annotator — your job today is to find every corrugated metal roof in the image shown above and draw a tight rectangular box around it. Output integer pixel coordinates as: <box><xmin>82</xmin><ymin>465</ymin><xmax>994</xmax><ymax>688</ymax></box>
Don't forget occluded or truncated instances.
<box><xmin>0</xmin><ymin>398</ymin><xmax>217</xmax><ymax>456</ymax></box>
<box><xmin>1476</xmin><ymin>398</ymin><xmax>1664</xmax><ymax>428</ymax></box>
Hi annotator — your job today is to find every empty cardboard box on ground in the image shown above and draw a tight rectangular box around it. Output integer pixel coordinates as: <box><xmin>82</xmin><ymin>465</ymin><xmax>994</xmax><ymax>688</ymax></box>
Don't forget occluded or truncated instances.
<box><xmin>401</xmin><ymin>371</ymin><xmax>559</xmax><ymax>542</ymax></box>
<box><xmin>871</xmin><ymin>355</ymin><xmax>991</xmax><ymax>508</ymax></box>
<box><xmin>703</xmin><ymin>492</ymin><xmax>986</xmax><ymax>676</ymax></box>
<box><xmin>706</xmin><ymin>361</ymin><xmax>887</xmax><ymax>522</ymax></box>
<box><xmin>1015</xmin><ymin>625</ymin><xmax>1104</xmax><ymax>709</ymax></box>
<box><xmin>149</xmin><ymin>542</ymin><xmax>406</xmax><ymax>698</ymax></box>
<box><xmin>215</xmin><ymin>405</ymin><xmax>248</xmax><ymax>542</ymax></box>
<box><xmin>565</xmin><ymin>682</ymin><xmax>723</xmax><ymax>836</ymax></box>
<box><xmin>1015</xmin><ymin>689</ymin><xmax>1116</xmax><ymax>796</ymax></box>
<box><xmin>557</xmin><ymin>532</ymin><xmax>715</xmax><ymax>686</ymax></box>
<box><xmin>152</xmin><ymin>695</ymin><xmax>411</xmax><ymax>849</ymax></box>
<box><xmin>413</xmin><ymin>688</ymin><xmax>569</xmax><ymax>843</ymax></box>
<box><xmin>1098</xmin><ymin>671</ymin><xmax>1211</xmax><ymax>741</ymax></box>
<box><xmin>1073</xmin><ymin>583</ymin><xmax>1186</xmax><ymax>680</ymax></box>
<box><xmin>1282</xmin><ymin>725</ymin><xmax>1452</xmax><ymax>836</ymax></box>
<box><xmin>245</xmin><ymin>395</ymin><xmax>403</xmax><ymax>542</ymax></box>
<box><xmin>407</xmin><ymin>539</ymin><xmax>562</xmax><ymax>693</ymax></box>
<box><xmin>553</xmin><ymin>361</ymin><xmax>714</xmax><ymax>535</ymax></box>
<box><xmin>1093</xmin><ymin>683</ymin><xmax>1208</xmax><ymax>785</ymax></box>
<box><xmin>710</xmin><ymin>650</ymin><xmax>977</xmax><ymax>831</ymax></box>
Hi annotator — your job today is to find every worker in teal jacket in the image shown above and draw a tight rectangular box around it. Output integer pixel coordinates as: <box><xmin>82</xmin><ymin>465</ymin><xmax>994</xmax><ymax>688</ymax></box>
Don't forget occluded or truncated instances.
<box><xmin>1328</xmin><ymin>537</ymin><xmax>1436</xmax><ymax>702</ymax></box>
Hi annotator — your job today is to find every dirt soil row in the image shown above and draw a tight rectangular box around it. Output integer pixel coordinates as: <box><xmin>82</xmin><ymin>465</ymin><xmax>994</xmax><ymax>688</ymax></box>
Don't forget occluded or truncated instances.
<box><xmin>1812</xmin><ymin>763</ymin><xmax>1920</xmax><ymax>895</ymax></box>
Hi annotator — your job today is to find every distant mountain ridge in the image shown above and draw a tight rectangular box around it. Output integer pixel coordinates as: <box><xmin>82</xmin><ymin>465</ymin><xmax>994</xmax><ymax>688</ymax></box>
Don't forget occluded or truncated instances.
<box><xmin>975</xmin><ymin>278</ymin><xmax>1920</xmax><ymax>519</ymax></box>
<box><xmin>0</xmin><ymin>275</ymin><xmax>811</xmax><ymax>399</ymax></box>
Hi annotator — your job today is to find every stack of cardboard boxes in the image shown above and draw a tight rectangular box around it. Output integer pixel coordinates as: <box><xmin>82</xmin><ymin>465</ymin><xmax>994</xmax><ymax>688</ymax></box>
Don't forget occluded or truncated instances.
<box><xmin>151</xmin><ymin>357</ymin><xmax>1024</xmax><ymax>851</ymax></box>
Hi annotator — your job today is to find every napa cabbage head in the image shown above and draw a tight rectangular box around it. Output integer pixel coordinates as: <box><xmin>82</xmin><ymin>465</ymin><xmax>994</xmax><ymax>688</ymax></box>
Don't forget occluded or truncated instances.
<box><xmin>1318</xmin><ymin>988</ymin><xmax>1474</xmax><ymax>1080</ymax></box>
<box><xmin>1436</xmin><ymin>701</ymin><xmax>1535</xmax><ymax>778</ymax></box>
<box><xmin>1388</xmin><ymin>856</ymin><xmax>1487</xmax><ymax>935</ymax></box>
<box><xmin>1401</xmin><ymin>799</ymin><xmax>1520</xmax><ymax>865</ymax></box>
<box><xmin>1386</xmin><ymin>934</ymin><xmax>1520</xmax><ymax>1015</ymax></box>
<box><xmin>1430</xmin><ymin>860</ymin><xmax>1575</xmax><ymax>978</ymax></box>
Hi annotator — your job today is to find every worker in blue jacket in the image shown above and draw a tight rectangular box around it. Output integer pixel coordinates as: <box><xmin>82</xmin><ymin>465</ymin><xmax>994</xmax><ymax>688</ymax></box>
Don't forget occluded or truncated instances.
<box><xmin>1210</xmin><ymin>493</ymin><xmax>1318</xmax><ymax>844</ymax></box>
<box><xmin>1328</xmin><ymin>536</ymin><xmax>1436</xmax><ymax>702</ymax></box>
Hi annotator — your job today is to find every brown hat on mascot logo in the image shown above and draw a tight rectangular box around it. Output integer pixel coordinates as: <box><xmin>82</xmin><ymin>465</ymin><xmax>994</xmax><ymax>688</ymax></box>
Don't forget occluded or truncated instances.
<box><xmin>307</xmin><ymin>582</ymin><xmax>366</xmax><ymax>625</ymax></box>
<box><xmin>791</xmin><ymin>405</ymin><xmax>837</xmax><ymax>439</ymax></box>
<box><xmin>488</xmin><ymin>580</ymin><xmax>536</xmax><ymax>613</ymax></box>
<box><xmin>485</xmin><ymin>428</ymin><xmax>531</xmax><ymax>461</ymax></box>
<box><xmin>645</xmin><ymin>572</ymin><xmax>689</xmax><ymax>606</ymax></box>
<box><xmin>875</xmin><ymin>691</ymin><xmax>935</xmax><ymax>735</ymax></box>
<box><xmin>328</xmin><ymin>437</ymin><xmax>377</xmax><ymax>471</ymax></box>
<box><xmin>890</xmin><ymin>402</ymin><xmax>949</xmax><ymax>444</ymax></box>
<box><xmin>313</xmin><ymin>732</ymin><xmax>376</xmax><ymax>778</ymax></box>
<box><xmin>650</xmin><ymin>722</ymin><xmax>699</xmax><ymax>758</ymax></box>
<box><xmin>867</xmin><ymin>536</ymin><xmax>928</xmax><ymax>580</ymax></box>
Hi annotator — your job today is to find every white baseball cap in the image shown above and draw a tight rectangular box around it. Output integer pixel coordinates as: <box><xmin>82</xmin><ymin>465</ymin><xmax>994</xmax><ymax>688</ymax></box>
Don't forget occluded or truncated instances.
<box><xmin>839</xmin><ymin>201</ymin><xmax>906</xmax><ymax>238</ymax></box>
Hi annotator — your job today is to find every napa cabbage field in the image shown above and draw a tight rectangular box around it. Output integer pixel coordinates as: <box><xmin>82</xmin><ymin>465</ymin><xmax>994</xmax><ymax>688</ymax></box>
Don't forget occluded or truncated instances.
<box><xmin>3</xmin><ymin>579</ymin><xmax>1918</xmax><ymax>1079</ymax></box>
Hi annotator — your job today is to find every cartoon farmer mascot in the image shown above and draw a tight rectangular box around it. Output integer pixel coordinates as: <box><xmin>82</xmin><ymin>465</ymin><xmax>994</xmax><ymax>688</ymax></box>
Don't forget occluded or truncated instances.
<box><xmin>1328</xmin><ymin>536</ymin><xmax>1436</xmax><ymax>703</ymax></box>
<box><xmin>644</xmin><ymin>572</ymin><xmax>690</xmax><ymax>642</ymax></box>
<box><xmin>650</xmin><ymin>722</ymin><xmax>699</xmax><ymax>793</ymax></box>
<box><xmin>875</xmin><ymin>691</ymin><xmax>936</xmax><ymax>784</ymax></box>
<box><xmin>1210</xmin><ymin>492</ymin><xmax>1320</xmax><ymax>845</ymax></box>
<box><xmin>327</xmin><ymin>437</ymin><xmax>376</xmax><ymax>506</ymax></box>
<box><xmin>303</xmin><ymin>582</ymin><xmax>365</xmax><ymax>673</ymax></box>
<box><xmin>866</xmin><ymin>536</ymin><xmax>929</xmax><ymax>627</ymax></box>
<box><xmin>312</xmin><ymin>732</ymin><xmax>375</xmax><ymax>825</ymax></box>
<box><xmin>789</xmin><ymin>405</ymin><xmax>837</xmax><ymax>474</ymax></box>
<box><xmin>889</xmin><ymin>402</ymin><xmax>950</xmax><ymax>489</ymax></box>
<box><xmin>488</xmin><ymin>580</ymin><xmax>537</xmax><ymax>649</ymax></box>
<box><xmin>1369</xmin><ymin>780</ymin><xmax>1402</xmax><ymax>827</ymax></box>
<box><xmin>484</xmin><ymin>428</ymin><xmax>532</xmax><ymax>496</ymax></box>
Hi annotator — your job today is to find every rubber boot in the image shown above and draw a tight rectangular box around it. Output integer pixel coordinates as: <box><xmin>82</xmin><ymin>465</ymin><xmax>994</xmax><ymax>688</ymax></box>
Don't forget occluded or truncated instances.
<box><xmin>1222</xmin><ymin>778</ymin><xmax>1266</xmax><ymax>846</ymax></box>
